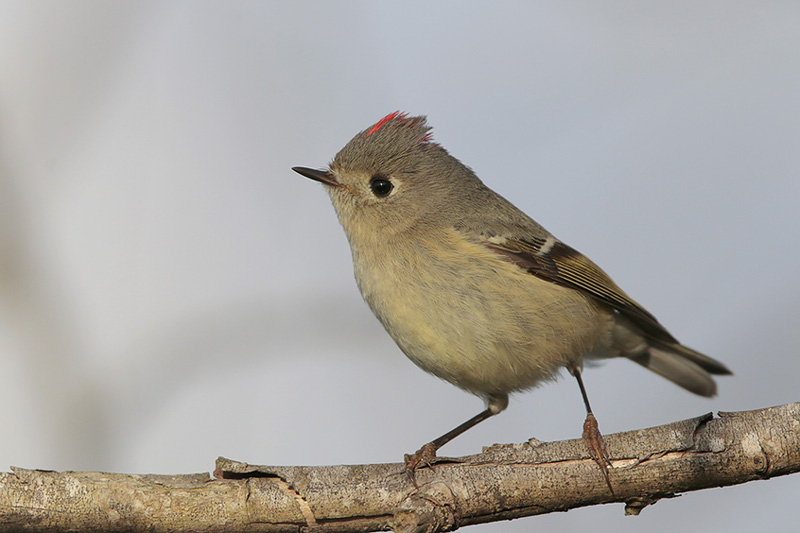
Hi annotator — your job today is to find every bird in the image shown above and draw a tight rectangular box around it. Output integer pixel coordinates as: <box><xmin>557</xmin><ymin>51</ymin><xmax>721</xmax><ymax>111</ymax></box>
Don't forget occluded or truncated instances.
<box><xmin>292</xmin><ymin>112</ymin><xmax>731</xmax><ymax>489</ymax></box>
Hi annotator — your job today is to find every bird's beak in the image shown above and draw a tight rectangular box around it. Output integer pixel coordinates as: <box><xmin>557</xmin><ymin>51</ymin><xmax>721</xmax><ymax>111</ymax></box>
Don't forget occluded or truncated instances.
<box><xmin>292</xmin><ymin>166</ymin><xmax>342</xmax><ymax>188</ymax></box>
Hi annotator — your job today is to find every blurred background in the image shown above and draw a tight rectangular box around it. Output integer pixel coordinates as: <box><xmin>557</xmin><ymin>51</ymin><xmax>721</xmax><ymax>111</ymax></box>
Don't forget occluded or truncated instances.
<box><xmin>1</xmin><ymin>1</ymin><xmax>798</xmax><ymax>531</ymax></box>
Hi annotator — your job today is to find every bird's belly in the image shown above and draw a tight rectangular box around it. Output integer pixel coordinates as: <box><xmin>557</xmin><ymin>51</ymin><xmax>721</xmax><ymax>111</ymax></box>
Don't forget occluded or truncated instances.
<box><xmin>355</xmin><ymin>244</ymin><xmax>612</xmax><ymax>397</ymax></box>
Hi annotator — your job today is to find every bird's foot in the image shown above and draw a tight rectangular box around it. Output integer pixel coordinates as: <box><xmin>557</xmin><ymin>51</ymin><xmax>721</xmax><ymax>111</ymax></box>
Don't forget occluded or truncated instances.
<box><xmin>403</xmin><ymin>442</ymin><xmax>438</xmax><ymax>488</ymax></box>
<box><xmin>582</xmin><ymin>412</ymin><xmax>614</xmax><ymax>495</ymax></box>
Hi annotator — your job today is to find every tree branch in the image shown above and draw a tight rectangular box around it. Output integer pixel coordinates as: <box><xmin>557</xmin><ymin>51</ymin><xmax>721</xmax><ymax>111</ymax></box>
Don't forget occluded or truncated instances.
<box><xmin>1</xmin><ymin>402</ymin><xmax>798</xmax><ymax>532</ymax></box>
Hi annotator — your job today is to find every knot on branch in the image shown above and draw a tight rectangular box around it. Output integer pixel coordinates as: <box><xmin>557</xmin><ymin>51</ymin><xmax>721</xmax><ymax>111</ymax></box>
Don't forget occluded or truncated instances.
<box><xmin>395</xmin><ymin>482</ymin><xmax>457</xmax><ymax>533</ymax></box>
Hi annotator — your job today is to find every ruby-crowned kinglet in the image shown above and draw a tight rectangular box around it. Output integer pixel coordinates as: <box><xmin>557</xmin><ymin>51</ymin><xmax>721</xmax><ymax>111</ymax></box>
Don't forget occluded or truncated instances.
<box><xmin>293</xmin><ymin>112</ymin><xmax>731</xmax><ymax>485</ymax></box>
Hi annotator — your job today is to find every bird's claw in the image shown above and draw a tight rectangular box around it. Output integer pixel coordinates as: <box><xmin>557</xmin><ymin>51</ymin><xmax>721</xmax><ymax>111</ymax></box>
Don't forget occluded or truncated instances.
<box><xmin>404</xmin><ymin>442</ymin><xmax>438</xmax><ymax>488</ymax></box>
<box><xmin>582</xmin><ymin>412</ymin><xmax>614</xmax><ymax>494</ymax></box>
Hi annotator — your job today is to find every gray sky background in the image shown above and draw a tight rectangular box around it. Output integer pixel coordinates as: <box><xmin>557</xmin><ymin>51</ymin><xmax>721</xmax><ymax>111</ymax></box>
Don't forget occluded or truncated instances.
<box><xmin>1</xmin><ymin>2</ymin><xmax>799</xmax><ymax>532</ymax></box>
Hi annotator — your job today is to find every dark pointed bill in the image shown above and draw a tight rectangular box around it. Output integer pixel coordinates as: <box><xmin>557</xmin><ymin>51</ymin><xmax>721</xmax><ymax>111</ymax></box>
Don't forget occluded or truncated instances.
<box><xmin>292</xmin><ymin>166</ymin><xmax>341</xmax><ymax>188</ymax></box>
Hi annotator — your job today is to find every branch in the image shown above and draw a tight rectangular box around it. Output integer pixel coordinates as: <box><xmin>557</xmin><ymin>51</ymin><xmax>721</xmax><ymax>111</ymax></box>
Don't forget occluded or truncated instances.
<box><xmin>1</xmin><ymin>402</ymin><xmax>798</xmax><ymax>532</ymax></box>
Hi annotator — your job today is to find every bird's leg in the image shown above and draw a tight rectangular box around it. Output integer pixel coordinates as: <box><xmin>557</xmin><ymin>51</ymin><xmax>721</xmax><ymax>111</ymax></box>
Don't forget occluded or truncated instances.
<box><xmin>571</xmin><ymin>367</ymin><xmax>614</xmax><ymax>494</ymax></box>
<box><xmin>404</xmin><ymin>395</ymin><xmax>507</xmax><ymax>486</ymax></box>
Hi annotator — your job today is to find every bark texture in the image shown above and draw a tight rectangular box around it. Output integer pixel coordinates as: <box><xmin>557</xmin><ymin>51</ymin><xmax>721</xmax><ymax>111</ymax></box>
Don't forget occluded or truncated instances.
<box><xmin>1</xmin><ymin>402</ymin><xmax>798</xmax><ymax>532</ymax></box>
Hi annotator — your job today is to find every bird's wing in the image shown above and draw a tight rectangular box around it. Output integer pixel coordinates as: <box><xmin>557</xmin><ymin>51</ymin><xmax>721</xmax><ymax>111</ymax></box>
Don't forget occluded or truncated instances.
<box><xmin>484</xmin><ymin>235</ymin><xmax>678</xmax><ymax>344</ymax></box>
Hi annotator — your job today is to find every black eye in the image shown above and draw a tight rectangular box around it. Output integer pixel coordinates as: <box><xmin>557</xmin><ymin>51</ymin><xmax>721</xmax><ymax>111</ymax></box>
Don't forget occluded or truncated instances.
<box><xmin>369</xmin><ymin>175</ymin><xmax>394</xmax><ymax>197</ymax></box>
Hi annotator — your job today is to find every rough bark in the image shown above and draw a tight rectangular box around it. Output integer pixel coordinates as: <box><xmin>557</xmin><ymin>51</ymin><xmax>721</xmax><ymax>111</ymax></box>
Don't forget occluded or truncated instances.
<box><xmin>1</xmin><ymin>402</ymin><xmax>798</xmax><ymax>532</ymax></box>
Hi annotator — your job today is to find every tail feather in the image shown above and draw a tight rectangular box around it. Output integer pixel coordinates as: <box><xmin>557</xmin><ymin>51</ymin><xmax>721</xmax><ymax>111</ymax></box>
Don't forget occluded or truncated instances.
<box><xmin>628</xmin><ymin>343</ymin><xmax>731</xmax><ymax>397</ymax></box>
<box><xmin>663</xmin><ymin>342</ymin><xmax>733</xmax><ymax>376</ymax></box>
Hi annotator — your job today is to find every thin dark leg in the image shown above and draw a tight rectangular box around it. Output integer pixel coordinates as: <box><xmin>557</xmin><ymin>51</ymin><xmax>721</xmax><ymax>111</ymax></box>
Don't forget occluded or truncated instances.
<box><xmin>573</xmin><ymin>368</ymin><xmax>614</xmax><ymax>494</ymax></box>
<box><xmin>430</xmin><ymin>407</ymin><xmax>496</xmax><ymax>449</ymax></box>
<box><xmin>404</xmin><ymin>407</ymin><xmax>497</xmax><ymax>486</ymax></box>
<box><xmin>574</xmin><ymin>368</ymin><xmax>594</xmax><ymax>414</ymax></box>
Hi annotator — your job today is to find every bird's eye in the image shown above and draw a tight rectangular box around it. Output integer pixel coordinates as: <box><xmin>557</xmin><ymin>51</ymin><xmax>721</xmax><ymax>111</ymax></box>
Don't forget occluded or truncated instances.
<box><xmin>369</xmin><ymin>175</ymin><xmax>394</xmax><ymax>197</ymax></box>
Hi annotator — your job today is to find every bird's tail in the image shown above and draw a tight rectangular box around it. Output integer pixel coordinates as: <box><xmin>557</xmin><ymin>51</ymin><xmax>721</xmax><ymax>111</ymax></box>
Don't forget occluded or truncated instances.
<box><xmin>627</xmin><ymin>341</ymin><xmax>732</xmax><ymax>397</ymax></box>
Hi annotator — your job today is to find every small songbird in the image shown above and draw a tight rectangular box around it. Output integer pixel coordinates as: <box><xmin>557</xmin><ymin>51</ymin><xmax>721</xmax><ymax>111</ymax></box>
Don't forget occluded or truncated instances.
<box><xmin>293</xmin><ymin>112</ymin><xmax>731</xmax><ymax>488</ymax></box>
